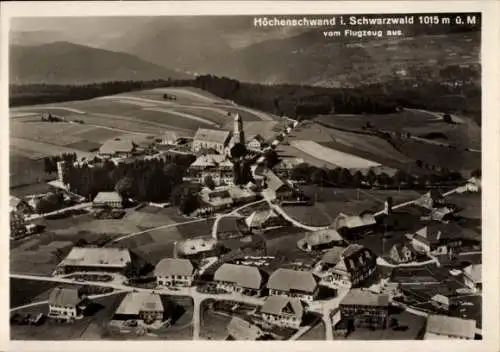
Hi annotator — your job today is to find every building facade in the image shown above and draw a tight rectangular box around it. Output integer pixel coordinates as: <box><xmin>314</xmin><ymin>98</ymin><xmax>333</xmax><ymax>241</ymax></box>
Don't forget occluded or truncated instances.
<box><xmin>260</xmin><ymin>296</ymin><xmax>304</xmax><ymax>329</ymax></box>
<box><xmin>48</xmin><ymin>287</ymin><xmax>87</xmax><ymax>322</ymax></box>
<box><xmin>267</xmin><ymin>268</ymin><xmax>319</xmax><ymax>302</ymax></box>
<box><xmin>424</xmin><ymin>315</ymin><xmax>476</xmax><ymax>340</ymax></box>
<box><xmin>155</xmin><ymin>258</ymin><xmax>195</xmax><ymax>288</ymax></box>
<box><xmin>92</xmin><ymin>191</ymin><xmax>123</xmax><ymax>209</ymax></box>
<box><xmin>214</xmin><ymin>264</ymin><xmax>264</xmax><ymax>296</ymax></box>
<box><xmin>191</xmin><ymin>128</ymin><xmax>231</xmax><ymax>154</ymax></box>
<box><xmin>339</xmin><ymin>289</ymin><xmax>389</xmax><ymax>329</ymax></box>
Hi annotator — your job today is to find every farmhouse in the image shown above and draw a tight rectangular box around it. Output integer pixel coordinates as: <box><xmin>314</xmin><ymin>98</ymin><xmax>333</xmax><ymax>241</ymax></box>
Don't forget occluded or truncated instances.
<box><xmin>245</xmin><ymin>209</ymin><xmax>284</xmax><ymax>230</ymax></box>
<box><xmin>262</xmin><ymin>169</ymin><xmax>295</xmax><ymax>200</ymax></box>
<box><xmin>199</xmin><ymin>185</ymin><xmax>259</xmax><ymax>214</ymax></box>
<box><xmin>214</xmin><ymin>263</ymin><xmax>265</xmax><ymax>296</ymax></box>
<box><xmin>192</xmin><ymin>128</ymin><xmax>231</xmax><ymax>154</ymax></box>
<box><xmin>246</xmin><ymin>134</ymin><xmax>266</xmax><ymax>151</ymax></box>
<box><xmin>415</xmin><ymin>190</ymin><xmax>445</xmax><ymax>210</ymax></box>
<box><xmin>227</xmin><ymin>316</ymin><xmax>264</xmax><ymax>340</ymax></box>
<box><xmin>297</xmin><ymin>229</ymin><xmax>345</xmax><ymax>252</ymax></box>
<box><xmin>389</xmin><ymin>242</ymin><xmax>418</xmax><ymax>264</ymax></box>
<box><xmin>267</xmin><ymin>268</ymin><xmax>320</xmax><ymax>302</ymax></box>
<box><xmin>424</xmin><ymin>315</ymin><xmax>476</xmax><ymax>340</ymax></box>
<box><xmin>113</xmin><ymin>292</ymin><xmax>167</xmax><ymax>325</ymax></box>
<box><xmin>260</xmin><ymin>296</ymin><xmax>304</xmax><ymax>329</ymax></box>
<box><xmin>185</xmin><ymin>154</ymin><xmax>234</xmax><ymax>186</ymax></box>
<box><xmin>99</xmin><ymin>138</ymin><xmax>136</xmax><ymax>158</ymax></box>
<box><xmin>55</xmin><ymin>247</ymin><xmax>132</xmax><ymax>275</ymax></box>
<box><xmin>431</xmin><ymin>294</ymin><xmax>450</xmax><ymax>311</ymax></box>
<box><xmin>92</xmin><ymin>191</ymin><xmax>123</xmax><ymax>209</ymax></box>
<box><xmin>10</xmin><ymin>195</ymin><xmax>32</xmax><ymax>214</ymax></box>
<box><xmin>215</xmin><ymin>215</ymin><xmax>251</xmax><ymax>240</ymax></box>
<box><xmin>408</xmin><ymin>222</ymin><xmax>475</xmax><ymax>255</ymax></box>
<box><xmin>273</xmin><ymin>158</ymin><xmax>305</xmax><ymax>178</ymax></box>
<box><xmin>177</xmin><ymin>238</ymin><xmax>219</xmax><ymax>257</ymax></box>
<box><xmin>162</xmin><ymin>131</ymin><xmax>190</xmax><ymax>146</ymax></box>
<box><xmin>48</xmin><ymin>287</ymin><xmax>88</xmax><ymax>322</ymax></box>
<box><xmin>155</xmin><ymin>258</ymin><xmax>195</xmax><ymax>288</ymax></box>
<box><xmin>339</xmin><ymin>289</ymin><xmax>389</xmax><ymax>330</ymax></box>
<box><xmin>319</xmin><ymin>244</ymin><xmax>377</xmax><ymax>288</ymax></box>
<box><xmin>333</xmin><ymin>212</ymin><xmax>377</xmax><ymax>236</ymax></box>
<box><xmin>463</xmin><ymin>264</ymin><xmax>481</xmax><ymax>293</ymax></box>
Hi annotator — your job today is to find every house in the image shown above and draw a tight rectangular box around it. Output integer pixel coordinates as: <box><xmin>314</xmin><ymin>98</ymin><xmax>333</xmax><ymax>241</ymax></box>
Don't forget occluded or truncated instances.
<box><xmin>48</xmin><ymin>287</ymin><xmax>87</xmax><ymax>322</ymax></box>
<box><xmin>99</xmin><ymin>138</ymin><xmax>136</xmax><ymax>158</ymax></box>
<box><xmin>184</xmin><ymin>154</ymin><xmax>234</xmax><ymax>186</ymax></box>
<box><xmin>334</xmin><ymin>212</ymin><xmax>377</xmax><ymax>236</ymax></box>
<box><xmin>199</xmin><ymin>187</ymin><xmax>234</xmax><ymax>212</ymax></box>
<box><xmin>424</xmin><ymin>315</ymin><xmax>476</xmax><ymax>340</ymax></box>
<box><xmin>339</xmin><ymin>289</ymin><xmax>390</xmax><ymax>329</ymax></box>
<box><xmin>463</xmin><ymin>264</ymin><xmax>481</xmax><ymax>292</ymax></box>
<box><xmin>273</xmin><ymin>158</ymin><xmax>305</xmax><ymax>178</ymax></box>
<box><xmin>191</xmin><ymin>128</ymin><xmax>231</xmax><ymax>154</ymax></box>
<box><xmin>262</xmin><ymin>169</ymin><xmax>294</xmax><ymax>200</ymax></box>
<box><xmin>260</xmin><ymin>296</ymin><xmax>304</xmax><ymax>329</ymax></box>
<box><xmin>246</xmin><ymin>134</ymin><xmax>266</xmax><ymax>151</ymax></box>
<box><xmin>214</xmin><ymin>215</ymin><xmax>250</xmax><ymax>240</ymax></box>
<box><xmin>409</xmin><ymin>222</ymin><xmax>473</xmax><ymax>255</ymax></box>
<box><xmin>113</xmin><ymin>292</ymin><xmax>166</xmax><ymax>325</ymax></box>
<box><xmin>297</xmin><ymin>229</ymin><xmax>345</xmax><ymax>252</ymax></box>
<box><xmin>214</xmin><ymin>263</ymin><xmax>264</xmax><ymax>296</ymax></box>
<box><xmin>155</xmin><ymin>258</ymin><xmax>195</xmax><ymax>288</ymax></box>
<box><xmin>56</xmin><ymin>247</ymin><xmax>132</xmax><ymax>275</ymax></box>
<box><xmin>416</xmin><ymin>190</ymin><xmax>445</xmax><ymax>210</ymax></box>
<box><xmin>431</xmin><ymin>294</ymin><xmax>450</xmax><ymax>311</ymax></box>
<box><xmin>227</xmin><ymin>316</ymin><xmax>264</xmax><ymax>340</ymax></box>
<box><xmin>319</xmin><ymin>244</ymin><xmax>377</xmax><ymax>288</ymax></box>
<box><xmin>245</xmin><ymin>209</ymin><xmax>284</xmax><ymax>230</ymax></box>
<box><xmin>267</xmin><ymin>268</ymin><xmax>319</xmax><ymax>302</ymax></box>
<box><xmin>162</xmin><ymin>130</ymin><xmax>191</xmax><ymax>146</ymax></box>
<box><xmin>92</xmin><ymin>192</ymin><xmax>123</xmax><ymax>209</ymax></box>
<box><xmin>176</xmin><ymin>238</ymin><xmax>219</xmax><ymax>257</ymax></box>
<box><xmin>389</xmin><ymin>242</ymin><xmax>418</xmax><ymax>264</ymax></box>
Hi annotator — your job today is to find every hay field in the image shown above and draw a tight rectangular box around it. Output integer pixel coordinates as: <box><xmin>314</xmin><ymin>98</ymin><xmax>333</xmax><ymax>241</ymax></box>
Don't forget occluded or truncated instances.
<box><xmin>291</xmin><ymin>140</ymin><xmax>381</xmax><ymax>169</ymax></box>
<box><xmin>11</xmin><ymin>137</ymin><xmax>95</xmax><ymax>160</ymax></box>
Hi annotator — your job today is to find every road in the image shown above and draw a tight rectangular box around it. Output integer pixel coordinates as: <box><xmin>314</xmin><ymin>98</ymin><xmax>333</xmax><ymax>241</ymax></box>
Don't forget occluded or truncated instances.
<box><xmin>25</xmin><ymin>202</ymin><xmax>92</xmax><ymax>221</ymax></box>
<box><xmin>211</xmin><ymin>199</ymin><xmax>267</xmax><ymax>239</ymax></box>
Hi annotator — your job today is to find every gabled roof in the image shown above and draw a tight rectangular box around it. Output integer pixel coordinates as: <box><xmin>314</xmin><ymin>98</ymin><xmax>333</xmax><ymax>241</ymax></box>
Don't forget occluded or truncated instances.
<box><xmin>193</xmin><ymin>128</ymin><xmax>231</xmax><ymax>144</ymax></box>
<box><xmin>93</xmin><ymin>191</ymin><xmax>123</xmax><ymax>204</ymax></box>
<box><xmin>321</xmin><ymin>247</ymin><xmax>346</xmax><ymax>265</ymax></box>
<box><xmin>227</xmin><ymin>316</ymin><xmax>263</xmax><ymax>340</ymax></box>
<box><xmin>340</xmin><ymin>289</ymin><xmax>389</xmax><ymax>307</ymax></box>
<box><xmin>336</xmin><ymin>212</ymin><xmax>376</xmax><ymax>229</ymax></box>
<box><xmin>267</xmin><ymin>268</ymin><xmax>319</xmax><ymax>293</ymax></box>
<box><xmin>390</xmin><ymin>242</ymin><xmax>418</xmax><ymax>258</ymax></box>
<box><xmin>48</xmin><ymin>287</ymin><xmax>82</xmax><ymax>307</ymax></box>
<box><xmin>245</xmin><ymin>210</ymin><xmax>276</xmax><ymax>228</ymax></box>
<box><xmin>59</xmin><ymin>247</ymin><xmax>131</xmax><ymax>268</ymax></box>
<box><xmin>115</xmin><ymin>292</ymin><xmax>163</xmax><ymax>315</ymax></box>
<box><xmin>190</xmin><ymin>154</ymin><xmax>232</xmax><ymax>168</ymax></box>
<box><xmin>261</xmin><ymin>296</ymin><xmax>304</xmax><ymax>319</ymax></box>
<box><xmin>155</xmin><ymin>258</ymin><xmax>194</xmax><ymax>277</ymax></box>
<box><xmin>431</xmin><ymin>294</ymin><xmax>449</xmax><ymax>305</ymax></box>
<box><xmin>425</xmin><ymin>315</ymin><xmax>476</xmax><ymax>339</ymax></box>
<box><xmin>274</xmin><ymin>158</ymin><xmax>305</xmax><ymax>170</ymax></box>
<box><xmin>177</xmin><ymin>238</ymin><xmax>217</xmax><ymax>255</ymax></box>
<box><xmin>216</xmin><ymin>215</ymin><xmax>246</xmax><ymax>234</ymax></box>
<box><xmin>214</xmin><ymin>264</ymin><xmax>263</xmax><ymax>289</ymax></box>
<box><xmin>464</xmin><ymin>264</ymin><xmax>481</xmax><ymax>283</ymax></box>
<box><xmin>300</xmin><ymin>229</ymin><xmax>344</xmax><ymax>247</ymax></box>
<box><xmin>262</xmin><ymin>169</ymin><xmax>290</xmax><ymax>193</ymax></box>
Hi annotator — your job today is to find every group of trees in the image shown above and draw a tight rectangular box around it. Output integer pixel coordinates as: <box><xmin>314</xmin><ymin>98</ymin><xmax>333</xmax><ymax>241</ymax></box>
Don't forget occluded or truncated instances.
<box><xmin>289</xmin><ymin>163</ymin><xmax>466</xmax><ymax>189</ymax></box>
<box><xmin>62</xmin><ymin>155</ymin><xmax>195</xmax><ymax>203</ymax></box>
<box><xmin>43</xmin><ymin>152</ymin><xmax>78</xmax><ymax>174</ymax></box>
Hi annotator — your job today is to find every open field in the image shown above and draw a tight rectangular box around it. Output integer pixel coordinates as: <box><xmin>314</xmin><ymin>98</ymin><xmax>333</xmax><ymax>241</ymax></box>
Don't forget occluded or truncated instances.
<box><xmin>281</xmin><ymin>204</ymin><xmax>333</xmax><ymax>227</ymax></box>
<box><xmin>10</xmin><ymin>278</ymin><xmax>57</xmax><ymax>308</ymax></box>
<box><xmin>11</xmin><ymin>137</ymin><xmax>95</xmax><ymax>160</ymax></box>
<box><xmin>10</xmin><ymin>152</ymin><xmax>54</xmax><ymax>188</ymax></box>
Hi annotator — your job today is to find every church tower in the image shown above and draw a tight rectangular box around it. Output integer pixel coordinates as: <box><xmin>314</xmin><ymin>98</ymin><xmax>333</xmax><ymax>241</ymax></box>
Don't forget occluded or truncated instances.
<box><xmin>233</xmin><ymin>112</ymin><xmax>245</xmax><ymax>145</ymax></box>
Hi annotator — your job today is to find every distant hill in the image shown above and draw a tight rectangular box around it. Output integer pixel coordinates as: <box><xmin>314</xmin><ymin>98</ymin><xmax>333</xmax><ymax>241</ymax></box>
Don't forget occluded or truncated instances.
<box><xmin>10</xmin><ymin>42</ymin><xmax>191</xmax><ymax>85</ymax></box>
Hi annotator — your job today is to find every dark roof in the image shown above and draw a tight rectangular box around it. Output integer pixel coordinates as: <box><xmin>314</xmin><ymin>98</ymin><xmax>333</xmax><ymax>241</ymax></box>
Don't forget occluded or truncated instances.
<box><xmin>267</xmin><ymin>268</ymin><xmax>319</xmax><ymax>293</ymax></box>
<box><xmin>48</xmin><ymin>287</ymin><xmax>82</xmax><ymax>307</ymax></box>
<box><xmin>340</xmin><ymin>289</ymin><xmax>389</xmax><ymax>307</ymax></box>
<box><xmin>217</xmin><ymin>215</ymin><xmax>246</xmax><ymax>234</ymax></box>
<box><xmin>428</xmin><ymin>189</ymin><xmax>444</xmax><ymax>200</ymax></box>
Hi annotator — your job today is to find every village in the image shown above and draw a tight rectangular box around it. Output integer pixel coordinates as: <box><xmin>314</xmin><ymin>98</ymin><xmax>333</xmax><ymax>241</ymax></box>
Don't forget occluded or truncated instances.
<box><xmin>10</xmin><ymin>105</ymin><xmax>482</xmax><ymax>341</ymax></box>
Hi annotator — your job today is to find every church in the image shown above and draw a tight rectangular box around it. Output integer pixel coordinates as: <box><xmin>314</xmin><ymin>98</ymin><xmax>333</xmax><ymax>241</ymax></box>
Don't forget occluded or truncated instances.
<box><xmin>191</xmin><ymin>112</ymin><xmax>246</xmax><ymax>156</ymax></box>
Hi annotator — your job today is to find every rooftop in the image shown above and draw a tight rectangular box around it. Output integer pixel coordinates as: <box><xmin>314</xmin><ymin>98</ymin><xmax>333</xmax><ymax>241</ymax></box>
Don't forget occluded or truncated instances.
<box><xmin>340</xmin><ymin>289</ymin><xmax>389</xmax><ymax>307</ymax></box>
<box><xmin>261</xmin><ymin>296</ymin><xmax>304</xmax><ymax>319</ymax></box>
<box><xmin>48</xmin><ymin>287</ymin><xmax>82</xmax><ymax>307</ymax></box>
<box><xmin>115</xmin><ymin>292</ymin><xmax>164</xmax><ymax>315</ymax></box>
<box><xmin>463</xmin><ymin>264</ymin><xmax>482</xmax><ymax>283</ymax></box>
<box><xmin>193</xmin><ymin>128</ymin><xmax>231</xmax><ymax>144</ymax></box>
<box><xmin>59</xmin><ymin>247</ymin><xmax>131</xmax><ymax>268</ymax></box>
<box><xmin>155</xmin><ymin>258</ymin><xmax>195</xmax><ymax>277</ymax></box>
<box><xmin>425</xmin><ymin>314</ymin><xmax>476</xmax><ymax>339</ymax></box>
<box><xmin>190</xmin><ymin>154</ymin><xmax>233</xmax><ymax>168</ymax></box>
<box><xmin>300</xmin><ymin>229</ymin><xmax>344</xmax><ymax>247</ymax></box>
<box><xmin>262</xmin><ymin>169</ymin><xmax>290</xmax><ymax>193</ymax></box>
<box><xmin>93</xmin><ymin>191</ymin><xmax>123</xmax><ymax>204</ymax></box>
<box><xmin>267</xmin><ymin>268</ymin><xmax>319</xmax><ymax>293</ymax></box>
<box><xmin>335</xmin><ymin>212</ymin><xmax>376</xmax><ymax>229</ymax></box>
<box><xmin>214</xmin><ymin>263</ymin><xmax>263</xmax><ymax>289</ymax></box>
<box><xmin>216</xmin><ymin>215</ymin><xmax>247</xmax><ymax>234</ymax></box>
<box><xmin>177</xmin><ymin>238</ymin><xmax>217</xmax><ymax>256</ymax></box>
<box><xmin>245</xmin><ymin>210</ymin><xmax>276</xmax><ymax>228</ymax></box>
<box><xmin>321</xmin><ymin>246</ymin><xmax>347</xmax><ymax>265</ymax></box>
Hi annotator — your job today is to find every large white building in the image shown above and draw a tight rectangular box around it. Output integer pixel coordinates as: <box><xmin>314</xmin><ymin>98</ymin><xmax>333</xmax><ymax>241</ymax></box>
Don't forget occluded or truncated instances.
<box><xmin>155</xmin><ymin>258</ymin><xmax>195</xmax><ymax>288</ymax></box>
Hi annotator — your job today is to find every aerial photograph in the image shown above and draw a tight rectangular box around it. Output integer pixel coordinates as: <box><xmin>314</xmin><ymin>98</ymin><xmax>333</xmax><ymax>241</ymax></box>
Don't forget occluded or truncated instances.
<box><xmin>8</xmin><ymin>13</ymin><xmax>482</xmax><ymax>341</ymax></box>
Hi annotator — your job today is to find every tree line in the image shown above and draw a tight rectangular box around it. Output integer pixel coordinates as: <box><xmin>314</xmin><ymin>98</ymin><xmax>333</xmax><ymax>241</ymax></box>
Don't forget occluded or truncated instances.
<box><xmin>288</xmin><ymin>163</ymin><xmax>470</xmax><ymax>189</ymax></box>
<box><xmin>10</xmin><ymin>71</ymin><xmax>480</xmax><ymax>125</ymax></box>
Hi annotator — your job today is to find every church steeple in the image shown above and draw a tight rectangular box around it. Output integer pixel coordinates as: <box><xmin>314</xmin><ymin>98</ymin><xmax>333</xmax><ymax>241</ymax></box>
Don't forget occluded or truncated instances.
<box><xmin>233</xmin><ymin>112</ymin><xmax>245</xmax><ymax>145</ymax></box>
